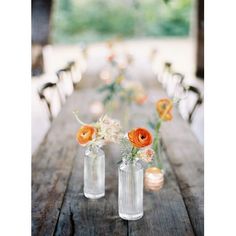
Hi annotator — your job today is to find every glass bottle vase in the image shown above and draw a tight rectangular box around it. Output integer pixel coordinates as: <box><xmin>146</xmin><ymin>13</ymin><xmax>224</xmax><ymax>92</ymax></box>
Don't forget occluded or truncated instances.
<box><xmin>84</xmin><ymin>145</ymin><xmax>105</xmax><ymax>199</ymax></box>
<box><xmin>118</xmin><ymin>160</ymin><xmax>143</xmax><ymax>220</ymax></box>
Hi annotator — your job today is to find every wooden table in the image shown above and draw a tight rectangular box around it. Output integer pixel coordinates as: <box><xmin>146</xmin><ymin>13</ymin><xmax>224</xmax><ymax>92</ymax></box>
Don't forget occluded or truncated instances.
<box><xmin>32</xmin><ymin>84</ymin><xmax>204</xmax><ymax>236</ymax></box>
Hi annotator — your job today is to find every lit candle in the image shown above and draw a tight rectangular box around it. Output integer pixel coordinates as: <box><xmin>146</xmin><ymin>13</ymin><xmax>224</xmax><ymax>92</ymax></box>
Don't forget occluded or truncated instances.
<box><xmin>144</xmin><ymin>167</ymin><xmax>164</xmax><ymax>191</ymax></box>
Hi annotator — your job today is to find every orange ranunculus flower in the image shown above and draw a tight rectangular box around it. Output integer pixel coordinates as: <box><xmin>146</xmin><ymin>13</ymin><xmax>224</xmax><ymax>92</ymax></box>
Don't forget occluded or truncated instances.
<box><xmin>76</xmin><ymin>125</ymin><xmax>96</xmax><ymax>145</ymax></box>
<box><xmin>128</xmin><ymin>128</ymin><xmax>153</xmax><ymax>148</ymax></box>
<box><xmin>156</xmin><ymin>98</ymin><xmax>173</xmax><ymax>121</ymax></box>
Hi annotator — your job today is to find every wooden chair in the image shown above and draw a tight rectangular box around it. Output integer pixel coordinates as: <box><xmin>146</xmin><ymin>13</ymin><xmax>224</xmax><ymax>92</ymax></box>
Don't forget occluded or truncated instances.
<box><xmin>38</xmin><ymin>82</ymin><xmax>62</xmax><ymax>122</ymax></box>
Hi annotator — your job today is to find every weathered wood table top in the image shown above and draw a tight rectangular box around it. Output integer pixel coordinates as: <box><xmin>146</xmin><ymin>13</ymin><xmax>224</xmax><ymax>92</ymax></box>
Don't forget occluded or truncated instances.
<box><xmin>32</xmin><ymin>84</ymin><xmax>204</xmax><ymax>236</ymax></box>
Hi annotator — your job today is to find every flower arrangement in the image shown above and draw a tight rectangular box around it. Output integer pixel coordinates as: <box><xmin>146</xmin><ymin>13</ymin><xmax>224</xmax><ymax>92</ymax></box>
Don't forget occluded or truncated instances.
<box><xmin>98</xmin><ymin>70</ymin><xmax>147</xmax><ymax>132</ymax></box>
<box><xmin>145</xmin><ymin>98</ymin><xmax>173</xmax><ymax>191</ymax></box>
<box><xmin>98</xmin><ymin>50</ymin><xmax>146</xmax><ymax>107</ymax></box>
<box><xmin>74</xmin><ymin>111</ymin><xmax>122</xmax><ymax>199</ymax></box>
<box><xmin>120</xmin><ymin>127</ymin><xmax>154</xmax><ymax>163</ymax></box>
<box><xmin>107</xmin><ymin>52</ymin><xmax>117</xmax><ymax>66</ymax></box>
<box><xmin>118</xmin><ymin>127</ymin><xmax>153</xmax><ymax>220</ymax></box>
<box><xmin>98</xmin><ymin>72</ymin><xmax>124</xmax><ymax>106</ymax></box>
<box><xmin>98</xmin><ymin>73</ymin><xmax>147</xmax><ymax>106</ymax></box>
<box><xmin>121</xmin><ymin>80</ymin><xmax>148</xmax><ymax>105</ymax></box>
<box><xmin>148</xmin><ymin>98</ymin><xmax>173</xmax><ymax>165</ymax></box>
<box><xmin>74</xmin><ymin>112</ymin><xmax>122</xmax><ymax>147</ymax></box>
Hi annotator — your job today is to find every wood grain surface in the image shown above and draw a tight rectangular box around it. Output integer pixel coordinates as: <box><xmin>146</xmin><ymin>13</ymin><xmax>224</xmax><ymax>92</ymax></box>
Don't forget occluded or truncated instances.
<box><xmin>32</xmin><ymin>85</ymin><xmax>204</xmax><ymax>236</ymax></box>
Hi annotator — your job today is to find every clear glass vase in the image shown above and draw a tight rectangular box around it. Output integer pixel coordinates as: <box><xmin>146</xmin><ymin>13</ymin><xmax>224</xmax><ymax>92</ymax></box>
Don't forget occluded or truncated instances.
<box><xmin>118</xmin><ymin>160</ymin><xmax>143</xmax><ymax>220</ymax></box>
<box><xmin>84</xmin><ymin>145</ymin><xmax>105</xmax><ymax>199</ymax></box>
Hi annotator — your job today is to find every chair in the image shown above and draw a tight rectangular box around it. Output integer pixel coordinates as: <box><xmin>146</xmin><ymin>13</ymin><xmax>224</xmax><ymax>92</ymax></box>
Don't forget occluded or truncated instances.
<box><xmin>172</xmin><ymin>72</ymin><xmax>185</xmax><ymax>84</ymax></box>
<box><xmin>178</xmin><ymin>85</ymin><xmax>203</xmax><ymax>124</ymax></box>
<box><xmin>166</xmin><ymin>72</ymin><xmax>185</xmax><ymax>98</ymax></box>
<box><xmin>38</xmin><ymin>82</ymin><xmax>63</xmax><ymax>122</ymax></box>
<box><xmin>69</xmin><ymin>61</ymin><xmax>83</xmax><ymax>88</ymax></box>
<box><xmin>160</xmin><ymin>62</ymin><xmax>172</xmax><ymax>88</ymax></box>
<box><xmin>56</xmin><ymin>63</ymin><xmax>75</xmax><ymax>103</ymax></box>
<box><xmin>187</xmin><ymin>86</ymin><xmax>203</xmax><ymax>123</ymax></box>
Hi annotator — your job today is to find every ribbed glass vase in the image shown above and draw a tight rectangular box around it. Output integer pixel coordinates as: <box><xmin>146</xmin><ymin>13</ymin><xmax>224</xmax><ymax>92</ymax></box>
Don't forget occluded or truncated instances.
<box><xmin>84</xmin><ymin>145</ymin><xmax>105</xmax><ymax>199</ymax></box>
<box><xmin>118</xmin><ymin>160</ymin><xmax>143</xmax><ymax>220</ymax></box>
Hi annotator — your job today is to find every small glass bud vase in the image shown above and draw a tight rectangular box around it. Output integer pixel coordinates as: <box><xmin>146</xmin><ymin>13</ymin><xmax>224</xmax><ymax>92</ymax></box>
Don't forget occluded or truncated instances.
<box><xmin>118</xmin><ymin>159</ymin><xmax>143</xmax><ymax>220</ymax></box>
<box><xmin>84</xmin><ymin>145</ymin><xmax>105</xmax><ymax>199</ymax></box>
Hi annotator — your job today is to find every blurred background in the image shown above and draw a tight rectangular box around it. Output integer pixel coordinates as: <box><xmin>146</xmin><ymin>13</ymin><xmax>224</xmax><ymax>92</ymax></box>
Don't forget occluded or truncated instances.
<box><xmin>32</xmin><ymin>0</ymin><xmax>204</xmax><ymax>153</ymax></box>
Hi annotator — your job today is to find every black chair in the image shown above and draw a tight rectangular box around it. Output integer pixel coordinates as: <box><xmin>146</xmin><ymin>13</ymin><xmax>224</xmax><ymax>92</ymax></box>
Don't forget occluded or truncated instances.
<box><xmin>38</xmin><ymin>82</ymin><xmax>62</xmax><ymax>122</ymax></box>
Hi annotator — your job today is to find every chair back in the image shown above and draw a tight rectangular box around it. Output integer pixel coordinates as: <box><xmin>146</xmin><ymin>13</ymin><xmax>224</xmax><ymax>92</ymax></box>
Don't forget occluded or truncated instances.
<box><xmin>178</xmin><ymin>85</ymin><xmax>203</xmax><ymax>123</ymax></box>
<box><xmin>56</xmin><ymin>64</ymin><xmax>74</xmax><ymax>103</ymax></box>
<box><xmin>38</xmin><ymin>82</ymin><xmax>62</xmax><ymax>122</ymax></box>
<box><xmin>166</xmin><ymin>72</ymin><xmax>185</xmax><ymax>98</ymax></box>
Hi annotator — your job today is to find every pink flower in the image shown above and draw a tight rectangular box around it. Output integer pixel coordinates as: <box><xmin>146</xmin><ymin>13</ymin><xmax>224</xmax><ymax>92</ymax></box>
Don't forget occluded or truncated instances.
<box><xmin>138</xmin><ymin>148</ymin><xmax>154</xmax><ymax>163</ymax></box>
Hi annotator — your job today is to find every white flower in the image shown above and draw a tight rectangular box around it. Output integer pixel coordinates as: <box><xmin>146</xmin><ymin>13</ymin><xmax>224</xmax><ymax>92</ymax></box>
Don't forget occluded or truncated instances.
<box><xmin>95</xmin><ymin>114</ymin><xmax>123</xmax><ymax>144</ymax></box>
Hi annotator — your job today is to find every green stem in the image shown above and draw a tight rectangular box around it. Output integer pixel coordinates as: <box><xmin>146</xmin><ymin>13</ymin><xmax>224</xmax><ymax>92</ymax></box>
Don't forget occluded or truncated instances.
<box><xmin>153</xmin><ymin>120</ymin><xmax>162</xmax><ymax>169</ymax></box>
<box><xmin>131</xmin><ymin>147</ymin><xmax>138</xmax><ymax>161</ymax></box>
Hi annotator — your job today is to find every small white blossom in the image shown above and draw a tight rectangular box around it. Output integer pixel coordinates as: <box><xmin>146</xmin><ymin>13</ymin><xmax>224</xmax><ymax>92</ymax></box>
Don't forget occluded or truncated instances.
<box><xmin>95</xmin><ymin>114</ymin><xmax>123</xmax><ymax>145</ymax></box>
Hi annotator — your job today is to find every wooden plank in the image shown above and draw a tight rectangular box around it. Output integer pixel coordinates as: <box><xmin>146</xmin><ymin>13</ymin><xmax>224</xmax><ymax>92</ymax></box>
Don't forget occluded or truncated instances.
<box><xmin>128</xmin><ymin>148</ymin><xmax>195</xmax><ymax>236</ymax></box>
<box><xmin>54</xmin><ymin>144</ymin><xmax>127</xmax><ymax>236</ymax></box>
<box><xmin>150</xmin><ymin>86</ymin><xmax>204</xmax><ymax>236</ymax></box>
<box><xmin>161</xmin><ymin>113</ymin><xmax>204</xmax><ymax>236</ymax></box>
<box><xmin>54</xmin><ymin>90</ymin><xmax>195</xmax><ymax>236</ymax></box>
<box><xmin>53</xmin><ymin>90</ymin><xmax>127</xmax><ymax>235</ymax></box>
<box><xmin>32</xmin><ymin>92</ymin><xmax>86</xmax><ymax>235</ymax></box>
<box><xmin>33</xmin><ymin>86</ymin><xmax>203</xmax><ymax>235</ymax></box>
